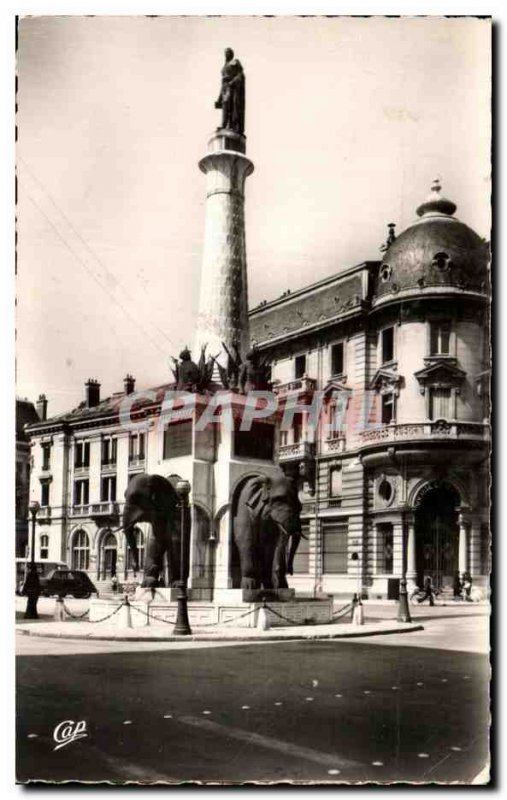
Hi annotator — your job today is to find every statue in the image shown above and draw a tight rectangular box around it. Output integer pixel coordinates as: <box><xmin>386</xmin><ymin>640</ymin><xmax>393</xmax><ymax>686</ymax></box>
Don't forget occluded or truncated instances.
<box><xmin>170</xmin><ymin>346</ymin><xmax>216</xmax><ymax>393</ymax></box>
<box><xmin>239</xmin><ymin>346</ymin><xmax>271</xmax><ymax>393</ymax></box>
<box><xmin>216</xmin><ymin>339</ymin><xmax>242</xmax><ymax>390</ymax></box>
<box><xmin>215</xmin><ymin>48</ymin><xmax>245</xmax><ymax>135</ymax></box>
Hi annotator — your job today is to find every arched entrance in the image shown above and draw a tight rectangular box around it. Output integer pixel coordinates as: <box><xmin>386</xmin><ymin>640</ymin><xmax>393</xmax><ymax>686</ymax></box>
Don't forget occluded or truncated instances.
<box><xmin>414</xmin><ymin>482</ymin><xmax>460</xmax><ymax>590</ymax></box>
<box><xmin>98</xmin><ymin>529</ymin><xmax>118</xmax><ymax>580</ymax></box>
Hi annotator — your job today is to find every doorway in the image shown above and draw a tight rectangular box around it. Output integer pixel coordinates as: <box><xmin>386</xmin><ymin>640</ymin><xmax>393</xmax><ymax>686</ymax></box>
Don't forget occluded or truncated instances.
<box><xmin>99</xmin><ymin>530</ymin><xmax>117</xmax><ymax>580</ymax></box>
<box><xmin>414</xmin><ymin>483</ymin><xmax>460</xmax><ymax>591</ymax></box>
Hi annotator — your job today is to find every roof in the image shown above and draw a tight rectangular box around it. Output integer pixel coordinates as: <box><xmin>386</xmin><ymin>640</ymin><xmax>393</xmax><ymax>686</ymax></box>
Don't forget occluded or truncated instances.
<box><xmin>16</xmin><ymin>399</ymin><xmax>40</xmax><ymax>441</ymax></box>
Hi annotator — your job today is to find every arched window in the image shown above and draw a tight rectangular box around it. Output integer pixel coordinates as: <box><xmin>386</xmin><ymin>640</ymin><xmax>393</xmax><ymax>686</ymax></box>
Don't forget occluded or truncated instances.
<box><xmin>72</xmin><ymin>529</ymin><xmax>90</xmax><ymax>570</ymax></box>
<box><xmin>127</xmin><ymin>527</ymin><xmax>145</xmax><ymax>571</ymax></box>
<box><xmin>40</xmin><ymin>534</ymin><xmax>49</xmax><ymax>560</ymax></box>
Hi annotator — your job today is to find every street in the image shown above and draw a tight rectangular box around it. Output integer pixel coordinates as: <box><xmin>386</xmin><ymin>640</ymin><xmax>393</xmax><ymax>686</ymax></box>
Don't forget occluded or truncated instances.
<box><xmin>16</xmin><ymin>603</ymin><xmax>490</xmax><ymax>785</ymax></box>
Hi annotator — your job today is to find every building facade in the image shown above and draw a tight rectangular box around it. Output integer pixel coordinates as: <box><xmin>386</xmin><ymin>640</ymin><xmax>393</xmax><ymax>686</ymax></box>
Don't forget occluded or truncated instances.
<box><xmin>25</xmin><ymin>181</ymin><xmax>490</xmax><ymax>599</ymax></box>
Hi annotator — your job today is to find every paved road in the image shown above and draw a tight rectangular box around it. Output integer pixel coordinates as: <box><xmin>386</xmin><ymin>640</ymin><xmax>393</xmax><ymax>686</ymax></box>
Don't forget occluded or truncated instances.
<box><xmin>17</xmin><ymin>623</ymin><xmax>490</xmax><ymax>784</ymax></box>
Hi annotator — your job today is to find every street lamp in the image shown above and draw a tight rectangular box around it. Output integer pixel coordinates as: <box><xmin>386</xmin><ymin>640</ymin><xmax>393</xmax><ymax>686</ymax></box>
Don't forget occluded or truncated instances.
<box><xmin>173</xmin><ymin>479</ymin><xmax>192</xmax><ymax>636</ymax></box>
<box><xmin>24</xmin><ymin>500</ymin><xmax>41</xmax><ymax>619</ymax></box>
<box><xmin>397</xmin><ymin>510</ymin><xmax>413</xmax><ymax>623</ymax></box>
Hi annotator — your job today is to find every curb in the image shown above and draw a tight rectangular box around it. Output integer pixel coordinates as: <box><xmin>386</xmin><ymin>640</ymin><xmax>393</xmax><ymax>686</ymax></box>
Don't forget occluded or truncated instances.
<box><xmin>16</xmin><ymin>623</ymin><xmax>424</xmax><ymax>643</ymax></box>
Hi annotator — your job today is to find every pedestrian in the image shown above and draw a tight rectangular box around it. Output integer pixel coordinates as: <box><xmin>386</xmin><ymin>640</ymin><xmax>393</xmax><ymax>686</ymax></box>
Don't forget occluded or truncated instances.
<box><xmin>453</xmin><ymin>571</ymin><xmax>463</xmax><ymax>600</ymax></box>
<box><xmin>417</xmin><ymin>576</ymin><xmax>435</xmax><ymax>606</ymax></box>
<box><xmin>111</xmin><ymin>574</ymin><xmax>118</xmax><ymax>594</ymax></box>
<box><xmin>462</xmin><ymin>572</ymin><xmax>473</xmax><ymax>602</ymax></box>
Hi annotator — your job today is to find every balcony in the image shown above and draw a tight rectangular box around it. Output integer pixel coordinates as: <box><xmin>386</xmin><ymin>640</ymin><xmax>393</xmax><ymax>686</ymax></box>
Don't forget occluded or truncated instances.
<box><xmin>359</xmin><ymin>421</ymin><xmax>490</xmax><ymax>447</ymax></box>
<box><xmin>321</xmin><ymin>434</ymin><xmax>346</xmax><ymax>454</ymax></box>
<box><xmin>71</xmin><ymin>502</ymin><xmax>120</xmax><ymax>519</ymax></box>
<box><xmin>100</xmin><ymin>459</ymin><xmax>117</xmax><ymax>474</ymax></box>
<box><xmin>37</xmin><ymin>506</ymin><xmax>51</xmax><ymax>521</ymax></box>
<box><xmin>278</xmin><ymin>441</ymin><xmax>315</xmax><ymax>461</ymax></box>
<box><xmin>273</xmin><ymin>377</ymin><xmax>318</xmax><ymax>396</ymax></box>
<box><xmin>74</xmin><ymin>464</ymin><xmax>90</xmax><ymax>477</ymax></box>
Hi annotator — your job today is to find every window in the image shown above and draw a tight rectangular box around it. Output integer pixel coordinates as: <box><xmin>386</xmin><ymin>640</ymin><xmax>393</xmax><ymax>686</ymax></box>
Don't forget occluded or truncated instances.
<box><xmin>73</xmin><ymin>479</ymin><xmax>89</xmax><ymax>506</ymax></box>
<box><xmin>329</xmin><ymin>465</ymin><xmax>342</xmax><ymax>498</ymax></box>
<box><xmin>40</xmin><ymin>534</ymin><xmax>49</xmax><ymax>560</ymax></box>
<box><xmin>294</xmin><ymin>354</ymin><xmax>306</xmax><ymax>379</ymax></box>
<box><xmin>129</xmin><ymin>432</ymin><xmax>146</xmax><ymax>462</ymax></box>
<box><xmin>381</xmin><ymin>394</ymin><xmax>394</xmax><ymax>424</ymax></box>
<box><xmin>74</xmin><ymin>440</ymin><xmax>90</xmax><ymax>468</ymax></box>
<box><xmin>292</xmin><ymin>414</ymin><xmax>303</xmax><ymax>445</ymax></box>
<box><xmin>101</xmin><ymin>475</ymin><xmax>117</xmax><ymax>502</ymax></box>
<box><xmin>331</xmin><ymin>342</ymin><xmax>344</xmax><ymax>376</ymax></box>
<box><xmin>234</xmin><ymin>422</ymin><xmax>275</xmax><ymax>460</ymax></box>
<box><xmin>381</xmin><ymin>327</ymin><xmax>394</xmax><ymax>364</ymax></box>
<box><xmin>41</xmin><ymin>443</ymin><xmax>51</xmax><ymax>471</ymax></box>
<box><xmin>40</xmin><ymin>480</ymin><xmax>50</xmax><ymax>507</ymax></box>
<box><xmin>291</xmin><ymin>523</ymin><xmax>310</xmax><ymax>574</ymax></box>
<box><xmin>279</xmin><ymin>429</ymin><xmax>289</xmax><ymax>447</ymax></box>
<box><xmin>101</xmin><ymin>437</ymin><xmax>117</xmax><ymax>466</ymax></box>
<box><xmin>163</xmin><ymin>421</ymin><xmax>193</xmax><ymax>459</ymax></box>
<box><xmin>378</xmin><ymin>523</ymin><xmax>393</xmax><ymax>574</ymax></box>
<box><xmin>322</xmin><ymin>520</ymin><xmax>348</xmax><ymax>574</ymax></box>
<box><xmin>430</xmin><ymin>322</ymin><xmax>451</xmax><ymax>355</ymax></box>
<box><xmin>72</xmin><ymin>529</ymin><xmax>90</xmax><ymax>570</ymax></box>
<box><xmin>127</xmin><ymin>527</ymin><xmax>145</xmax><ymax>571</ymax></box>
<box><xmin>432</xmin><ymin>252</ymin><xmax>451</xmax><ymax>272</ymax></box>
<box><xmin>429</xmin><ymin>387</ymin><xmax>451</xmax><ymax>420</ymax></box>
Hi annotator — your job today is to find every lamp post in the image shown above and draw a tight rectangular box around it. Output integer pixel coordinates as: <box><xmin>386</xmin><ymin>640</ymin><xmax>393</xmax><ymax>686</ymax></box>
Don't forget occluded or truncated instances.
<box><xmin>24</xmin><ymin>500</ymin><xmax>41</xmax><ymax>619</ymax></box>
<box><xmin>397</xmin><ymin>510</ymin><xmax>412</xmax><ymax>623</ymax></box>
<box><xmin>173</xmin><ymin>479</ymin><xmax>192</xmax><ymax>636</ymax></box>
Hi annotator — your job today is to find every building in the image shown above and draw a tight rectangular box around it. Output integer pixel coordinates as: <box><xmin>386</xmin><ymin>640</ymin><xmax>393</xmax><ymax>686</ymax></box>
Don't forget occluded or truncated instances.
<box><xmin>25</xmin><ymin>176</ymin><xmax>490</xmax><ymax>598</ymax></box>
<box><xmin>16</xmin><ymin>395</ymin><xmax>46</xmax><ymax>556</ymax></box>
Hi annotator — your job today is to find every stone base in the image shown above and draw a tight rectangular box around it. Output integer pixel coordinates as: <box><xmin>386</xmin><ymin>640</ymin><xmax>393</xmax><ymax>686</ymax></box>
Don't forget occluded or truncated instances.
<box><xmin>89</xmin><ymin>595</ymin><xmax>333</xmax><ymax>629</ymax></box>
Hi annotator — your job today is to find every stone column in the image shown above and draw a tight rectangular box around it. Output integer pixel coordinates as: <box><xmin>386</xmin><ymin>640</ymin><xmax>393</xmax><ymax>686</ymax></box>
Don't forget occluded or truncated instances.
<box><xmin>406</xmin><ymin>515</ymin><xmax>417</xmax><ymax>590</ymax></box>
<box><xmin>194</xmin><ymin>130</ymin><xmax>254</xmax><ymax>368</ymax></box>
<box><xmin>458</xmin><ymin>513</ymin><xmax>469</xmax><ymax>577</ymax></box>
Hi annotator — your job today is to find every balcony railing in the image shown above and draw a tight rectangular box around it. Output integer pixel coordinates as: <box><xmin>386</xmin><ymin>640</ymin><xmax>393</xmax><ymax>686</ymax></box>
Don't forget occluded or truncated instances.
<box><xmin>37</xmin><ymin>506</ymin><xmax>51</xmax><ymax>520</ymax></box>
<box><xmin>359</xmin><ymin>421</ymin><xmax>489</xmax><ymax>446</ymax></box>
<box><xmin>71</xmin><ymin>502</ymin><xmax>120</xmax><ymax>518</ymax></box>
<box><xmin>74</xmin><ymin>464</ymin><xmax>90</xmax><ymax>476</ymax></box>
<box><xmin>128</xmin><ymin>455</ymin><xmax>146</xmax><ymax>469</ymax></box>
<box><xmin>278</xmin><ymin>441</ymin><xmax>315</xmax><ymax>461</ymax></box>
<box><xmin>322</xmin><ymin>434</ymin><xmax>346</xmax><ymax>454</ymax></box>
<box><xmin>273</xmin><ymin>377</ymin><xmax>318</xmax><ymax>395</ymax></box>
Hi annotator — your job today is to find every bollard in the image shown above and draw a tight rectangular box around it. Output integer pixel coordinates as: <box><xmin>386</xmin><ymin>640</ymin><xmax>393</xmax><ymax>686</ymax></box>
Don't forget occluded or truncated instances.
<box><xmin>117</xmin><ymin>593</ymin><xmax>133</xmax><ymax>629</ymax></box>
<box><xmin>54</xmin><ymin>595</ymin><xmax>66</xmax><ymax>622</ymax></box>
<box><xmin>257</xmin><ymin>602</ymin><xmax>271</xmax><ymax>631</ymax></box>
<box><xmin>144</xmin><ymin>600</ymin><xmax>150</xmax><ymax>627</ymax></box>
<box><xmin>352</xmin><ymin>598</ymin><xmax>364</xmax><ymax>626</ymax></box>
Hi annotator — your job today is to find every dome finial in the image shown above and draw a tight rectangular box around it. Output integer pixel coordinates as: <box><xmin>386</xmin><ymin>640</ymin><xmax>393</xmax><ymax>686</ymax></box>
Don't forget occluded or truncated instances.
<box><xmin>380</xmin><ymin>222</ymin><xmax>396</xmax><ymax>253</ymax></box>
<box><xmin>416</xmin><ymin>178</ymin><xmax>457</xmax><ymax>218</ymax></box>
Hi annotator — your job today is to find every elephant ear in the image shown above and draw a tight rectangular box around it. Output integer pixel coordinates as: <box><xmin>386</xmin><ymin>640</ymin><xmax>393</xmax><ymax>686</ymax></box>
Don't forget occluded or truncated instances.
<box><xmin>245</xmin><ymin>476</ymin><xmax>271</xmax><ymax>516</ymax></box>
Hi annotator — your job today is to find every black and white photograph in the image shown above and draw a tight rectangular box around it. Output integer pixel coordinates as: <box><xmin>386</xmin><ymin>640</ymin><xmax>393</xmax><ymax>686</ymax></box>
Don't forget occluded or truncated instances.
<box><xmin>12</xmin><ymin>11</ymin><xmax>491</xmax><ymax>787</ymax></box>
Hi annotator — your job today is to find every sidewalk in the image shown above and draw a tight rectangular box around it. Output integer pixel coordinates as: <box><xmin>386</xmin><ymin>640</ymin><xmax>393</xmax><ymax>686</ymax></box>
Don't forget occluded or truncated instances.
<box><xmin>16</xmin><ymin>617</ymin><xmax>423</xmax><ymax>643</ymax></box>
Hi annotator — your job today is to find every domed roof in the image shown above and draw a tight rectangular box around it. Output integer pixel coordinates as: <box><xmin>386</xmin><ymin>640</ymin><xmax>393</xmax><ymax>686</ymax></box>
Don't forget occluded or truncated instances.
<box><xmin>375</xmin><ymin>180</ymin><xmax>489</xmax><ymax>301</ymax></box>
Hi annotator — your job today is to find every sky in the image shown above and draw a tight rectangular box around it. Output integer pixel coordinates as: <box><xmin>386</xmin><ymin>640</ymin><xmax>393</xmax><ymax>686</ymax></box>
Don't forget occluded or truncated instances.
<box><xmin>16</xmin><ymin>15</ymin><xmax>491</xmax><ymax>415</ymax></box>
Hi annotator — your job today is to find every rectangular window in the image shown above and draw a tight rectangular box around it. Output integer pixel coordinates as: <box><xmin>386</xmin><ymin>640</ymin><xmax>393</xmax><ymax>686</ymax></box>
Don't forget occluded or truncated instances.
<box><xmin>234</xmin><ymin>422</ymin><xmax>275</xmax><ymax>461</ymax></box>
<box><xmin>40</xmin><ymin>481</ymin><xmax>50</xmax><ymax>507</ymax></box>
<box><xmin>331</xmin><ymin>342</ymin><xmax>344</xmax><ymax>376</ymax></box>
<box><xmin>292</xmin><ymin>414</ymin><xmax>303</xmax><ymax>445</ymax></box>
<box><xmin>73</xmin><ymin>479</ymin><xmax>89</xmax><ymax>506</ymax></box>
<box><xmin>381</xmin><ymin>327</ymin><xmax>394</xmax><ymax>364</ymax></box>
<box><xmin>378</xmin><ymin>523</ymin><xmax>394</xmax><ymax>574</ymax></box>
<box><xmin>294</xmin><ymin>354</ymin><xmax>306</xmax><ymax>379</ymax></box>
<box><xmin>322</xmin><ymin>520</ymin><xmax>348</xmax><ymax>574</ymax></box>
<box><xmin>74</xmin><ymin>441</ymin><xmax>90</xmax><ymax>468</ymax></box>
<box><xmin>101</xmin><ymin>475</ymin><xmax>117</xmax><ymax>502</ymax></box>
<box><xmin>279</xmin><ymin>429</ymin><xmax>288</xmax><ymax>447</ymax></box>
<box><xmin>381</xmin><ymin>394</ymin><xmax>394</xmax><ymax>424</ymax></box>
<box><xmin>163</xmin><ymin>421</ymin><xmax>193</xmax><ymax>459</ymax></box>
<box><xmin>292</xmin><ymin>524</ymin><xmax>310</xmax><ymax>574</ymax></box>
<box><xmin>430</xmin><ymin>322</ymin><xmax>451</xmax><ymax>355</ymax></box>
<box><xmin>429</xmin><ymin>387</ymin><xmax>451</xmax><ymax>420</ymax></box>
<box><xmin>129</xmin><ymin>433</ymin><xmax>146</xmax><ymax>461</ymax></box>
<box><xmin>329</xmin><ymin>465</ymin><xmax>343</xmax><ymax>498</ymax></box>
<box><xmin>102</xmin><ymin>437</ymin><xmax>117</xmax><ymax>466</ymax></box>
<box><xmin>41</xmin><ymin>444</ymin><xmax>51</xmax><ymax>471</ymax></box>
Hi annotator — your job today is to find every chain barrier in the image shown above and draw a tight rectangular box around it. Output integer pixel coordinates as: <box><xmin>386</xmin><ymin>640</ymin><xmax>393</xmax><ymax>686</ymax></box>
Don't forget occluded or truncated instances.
<box><xmin>129</xmin><ymin>603</ymin><xmax>176</xmax><ymax>626</ymax></box>
<box><xmin>62</xmin><ymin>600</ymin><xmax>123</xmax><ymax>624</ymax></box>
<box><xmin>331</xmin><ymin>601</ymin><xmax>354</xmax><ymax>620</ymax></box>
<box><xmin>61</xmin><ymin>601</ymin><xmax>90</xmax><ymax>620</ymax></box>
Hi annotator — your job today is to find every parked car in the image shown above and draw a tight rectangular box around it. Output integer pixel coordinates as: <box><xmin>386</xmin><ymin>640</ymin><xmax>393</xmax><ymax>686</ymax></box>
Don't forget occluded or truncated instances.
<box><xmin>39</xmin><ymin>569</ymin><xmax>98</xmax><ymax>599</ymax></box>
<box><xmin>16</xmin><ymin>559</ymin><xmax>67</xmax><ymax>595</ymax></box>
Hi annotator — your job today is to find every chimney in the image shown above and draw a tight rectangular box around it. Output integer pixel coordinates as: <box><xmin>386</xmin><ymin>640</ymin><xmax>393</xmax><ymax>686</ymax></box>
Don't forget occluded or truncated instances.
<box><xmin>36</xmin><ymin>393</ymin><xmax>48</xmax><ymax>421</ymax></box>
<box><xmin>85</xmin><ymin>379</ymin><xmax>101</xmax><ymax>408</ymax></box>
<box><xmin>124</xmin><ymin>374</ymin><xmax>135</xmax><ymax>395</ymax></box>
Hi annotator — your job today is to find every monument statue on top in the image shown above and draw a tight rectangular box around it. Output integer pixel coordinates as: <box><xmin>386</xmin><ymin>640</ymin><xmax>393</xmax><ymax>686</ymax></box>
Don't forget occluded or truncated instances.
<box><xmin>215</xmin><ymin>48</ymin><xmax>245</xmax><ymax>134</ymax></box>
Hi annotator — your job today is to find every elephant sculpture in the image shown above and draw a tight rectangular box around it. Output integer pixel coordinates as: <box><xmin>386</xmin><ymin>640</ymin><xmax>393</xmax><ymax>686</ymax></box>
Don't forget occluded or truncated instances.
<box><xmin>123</xmin><ymin>473</ymin><xmax>186</xmax><ymax>589</ymax></box>
<box><xmin>233</xmin><ymin>468</ymin><xmax>303</xmax><ymax>591</ymax></box>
